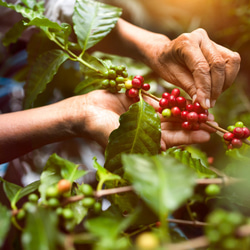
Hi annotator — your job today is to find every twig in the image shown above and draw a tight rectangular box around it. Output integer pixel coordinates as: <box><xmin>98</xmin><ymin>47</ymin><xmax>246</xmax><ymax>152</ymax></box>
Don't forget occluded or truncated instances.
<box><xmin>95</xmin><ymin>185</ymin><xmax>134</xmax><ymax>198</ymax></box>
<box><xmin>141</xmin><ymin>90</ymin><xmax>161</xmax><ymax>102</ymax></box>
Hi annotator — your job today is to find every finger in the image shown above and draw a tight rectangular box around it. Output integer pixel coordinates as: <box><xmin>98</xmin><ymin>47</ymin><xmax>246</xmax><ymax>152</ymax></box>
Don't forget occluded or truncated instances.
<box><xmin>174</xmin><ymin>32</ymin><xmax>212</xmax><ymax>109</ymax></box>
<box><xmin>214</xmin><ymin>43</ymin><xmax>241</xmax><ymax>91</ymax></box>
<box><xmin>160</xmin><ymin>130</ymin><xmax>211</xmax><ymax>150</ymax></box>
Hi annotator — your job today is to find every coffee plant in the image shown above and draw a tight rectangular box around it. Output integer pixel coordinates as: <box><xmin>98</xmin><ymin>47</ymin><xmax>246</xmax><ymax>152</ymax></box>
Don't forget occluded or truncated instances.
<box><xmin>1</xmin><ymin>0</ymin><xmax>250</xmax><ymax>249</ymax></box>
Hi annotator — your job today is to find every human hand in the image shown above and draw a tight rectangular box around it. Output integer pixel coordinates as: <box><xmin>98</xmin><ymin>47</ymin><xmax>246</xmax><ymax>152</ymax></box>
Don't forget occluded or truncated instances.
<box><xmin>144</xmin><ymin>28</ymin><xmax>241</xmax><ymax>109</ymax></box>
<box><xmin>70</xmin><ymin>90</ymin><xmax>215</xmax><ymax>149</ymax></box>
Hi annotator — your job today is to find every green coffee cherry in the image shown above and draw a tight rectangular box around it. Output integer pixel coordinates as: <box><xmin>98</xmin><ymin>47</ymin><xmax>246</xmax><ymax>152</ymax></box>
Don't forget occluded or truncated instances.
<box><xmin>81</xmin><ymin>197</ymin><xmax>95</xmax><ymax>208</ymax></box>
<box><xmin>93</xmin><ymin>201</ymin><xmax>102</xmax><ymax>214</ymax></box>
<box><xmin>235</xmin><ymin>121</ymin><xmax>244</xmax><ymax>128</ymax></box>
<box><xmin>23</xmin><ymin>202</ymin><xmax>36</xmax><ymax>213</ymax></box>
<box><xmin>101</xmin><ymin>79</ymin><xmax>109</xmax><ymax>88</ymax></box>
<box><xmin>115</xmin><ymin>76</ymin><xmax>125</xmax><ymax>83</ymax></box>
<box><xmin>17</xmin><ymin>209</ymin><xmax>26</xmax><ymax>220</ymax></box>
<box><xmin>48</xmin><ymin>198</ymin><xmax>60</xmax><ymax>208</ymax></box>
<box><xmin>162</xmin><ymin>108</ymin><xmax>172</xmax><ymax>118</ymax></box>
<box><xmin>227</xmin><ymin>125</ymin><xmax>235</xmax><ymax>132</ymax></box>
<box><xmin>102</xmin><ymin>70</ymin><xmax>109</xmax><ymax>78</ymax></box>
<box><xmin>28</xmin><ymin>193</ymin><xmax>39</xmax><ymax>203</ymax></box>
<box><xmin>108</xmin><ymin>69</ymin><xmax>116</xmax><ymax>79</ymax></box>
<box><xmin>62</xmin><ymin>208</ymin><xmax>74</xmax><ymax>220</ymax></box>
<box><xmin>205</xmin><ymin>184</ymin><xmax>220</xmax><ymax>196</ymax></box>
<box><xmin>80</xmin><ymin>184</ymin><xmax>94</xmax><ymax>196</ymax></box>
<box><xmin>46</xmin><ymin>186</ymin><xmax>59</xmax><ymax>198</ymax></box>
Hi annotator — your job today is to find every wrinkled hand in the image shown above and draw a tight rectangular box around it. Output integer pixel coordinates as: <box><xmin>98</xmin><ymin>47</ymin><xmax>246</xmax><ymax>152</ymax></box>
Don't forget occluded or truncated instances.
<box><xmin>145</xmin><ymin>28</ymin><xmax>241</xmax><ymax>109</ymax></box>
<box><xmin>74</xmin><ymin>90</ymin><xmax>216</xmax><ymax>149</ymax></box>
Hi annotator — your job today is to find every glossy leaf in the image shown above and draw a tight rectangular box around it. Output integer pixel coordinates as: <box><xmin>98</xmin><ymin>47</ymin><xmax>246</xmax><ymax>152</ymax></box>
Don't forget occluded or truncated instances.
<box><xmin>39</xmin><ymin>154</ymin><xmax>86</xmax><ymax>202</ymax></box>
<box><xmin>74</xmin><ymin>77</ymin><xmax>103</xmax><ymax>94</ymax></box>
<box><xmin>0</xmin><ymin>204</ymin><xmax>11</xmax><ymax>248</ymax></box>
<box><xmin>123</xmin><ymin>154</ymin><xmax>196</xmax><ymax>215</ymax></box>
<box><xmin>104</xmin><ymin>98</ymin><xmax>161</xmax><ymax>174</ymax></box>
<box><xmin>165</xmin><ymin>147</ymin><xmax>217</xmax><ymax>178</ymax></box>
<box><xmin>0</xmin><ymin>177</ymin><xmax>40</xmax><ymax>209</ymax></box>
<box><xmin>24</xmin><ymin>49</ymin><xmax>69</xmax><ymax>108</ymax></box>
<box><xmin>73</xmin><ymin>0</ymin><xmax>122</xmax><ymax>52</ymax></box>
<box><xmin>22</xmin><ymin>207</ymin><xmax>62</xmax><ymax>250</ymax></box>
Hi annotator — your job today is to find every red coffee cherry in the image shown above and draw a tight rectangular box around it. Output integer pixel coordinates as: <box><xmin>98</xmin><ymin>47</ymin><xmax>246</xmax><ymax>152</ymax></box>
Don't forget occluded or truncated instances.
<box><xmin>132</xmin><ymin>78</ymin><xmax>142</xmax><ymax>89</ymax></box>
<box><xmin>233</xmin><ymin>127</ymin><xmax>244</xmax><ymax>139</ymax></box>
<box><xmin>171</xmin><ymin>106</ymin><xmax>181</xmax><ymax>117</ymax></box>
<box><xmin>162</xmin><ymin>92</ymin><xmax>170</xmax><ymax>99</ymax></box>
<box><xmin>231</xmin><ymin>138</ymin><xmax>243</xmax><ymax>148</ymax></box>
<box><xmin>176</xmin><ymin>96</ymin><xmax>186</xmax><ymax>109</ymax></box>
<box><xmin>187</xmin><ymin>112</ymin><xmax>199</xmax><ymax>123</ymax></box>
<box><xmin>168</xmin><ymin>95</ymin><xmax>177</xmax><ymax>107</ymax></box>
<box><xmin>223</xmin><ymin>132</ymin><xmax>234</xmax><ymax>141</ymax></box>
<box><xmin>159</xmin><ymin>98</ymin><xmax>169</xmax><ymax>108</ymax></box>
<box><xmin>198</xmin><ymin>113</ymin><xmax>208</xmax><ymax>123</ymax></box>
<box><xmin>242</xmin><ymin>127</ymin><xmax>250</xmax><ymax>138</ymax></box>
<box><xmin>158</xmin><ymin>107</ymin><xmax>163</xmax><ymax>114</ymax></box>
<box><xmin>126</xmin><ymin>88</ymin><xmax>139</xmax><ymax>98</ymax></box>
<box><xmin>134</xmin><ymin>75</ymin><xmax>144</xmax><ymax>83</ymax></box>
<box><xmin>171</xmin><ymin>88</ymin><xmax>180</xmax><ymax>97</ymax></box>
<box><xmin>182</xmin><ymin>121</ymin><xmax>192</xmax><ymax>130</ymax></box>
<box><xmin>193</xmin><ymin>102</ymin><xmax>205</xmax><ymax>114</ymax></box>
<box><xmin>142</xmin><ymin>83</ymin><xmax>150</xmax><ymax>91</ymax></box>
<box><xmin>181</xmin><ymin>110</ymin><xmax>188</xmax><ymax>120</ymax></box>
<box><xmin>186</xmin><ymin>104</ymin><xmax>194</xmax><ymax>112</ymax></box>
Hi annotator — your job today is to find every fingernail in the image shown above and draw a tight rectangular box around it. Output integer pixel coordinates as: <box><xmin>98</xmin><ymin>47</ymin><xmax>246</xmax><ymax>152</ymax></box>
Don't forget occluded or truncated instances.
<box><xmin>205</xmin><ymin>98</ymin><xmax>210</xmax><ymax>109</ymax></box>
<box><xmin>192</xmin><ymin>94</ymin><xmax>197</xmax><ymax>103</ymax></box>
<box><xmin>211</xmin><ymin>100</ymin><xmax>216</xmax><ymax>107</ymax></box>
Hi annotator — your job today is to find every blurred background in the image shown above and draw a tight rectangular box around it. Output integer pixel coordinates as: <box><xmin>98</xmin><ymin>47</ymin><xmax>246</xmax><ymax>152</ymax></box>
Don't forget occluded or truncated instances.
<box><xmin>0</xmin><ymin>0</ymin><xmax>250</xmax><ymax>184</ymax></box>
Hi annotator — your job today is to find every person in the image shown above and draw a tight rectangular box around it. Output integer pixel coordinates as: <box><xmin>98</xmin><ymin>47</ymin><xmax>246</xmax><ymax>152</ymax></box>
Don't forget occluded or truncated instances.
<box><xmin>0</xmin><ymin>0</ymin><xmax>240</xmax><ymax>164</ymax></box>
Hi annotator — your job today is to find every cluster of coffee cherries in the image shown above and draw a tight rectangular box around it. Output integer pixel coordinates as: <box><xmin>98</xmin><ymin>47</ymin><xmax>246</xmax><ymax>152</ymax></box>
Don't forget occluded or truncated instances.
<box><xmin>125</xmin><ymin>75</ymin><xmax>150</xmax><ymax>101</ymax></box>
<box><xmin>158</xmin><ymin>88</ymin><xmax>209</xmax><ymax>130</ymax></box>
<box><xmin>101</xmin><ymin>64</ymin><xmax>128</xmax><ymax>93</ymax></box>
<box><xmin>223</xmin><ymin>121</ymin><xmax>250</xmax><ymax>149</ymax></box>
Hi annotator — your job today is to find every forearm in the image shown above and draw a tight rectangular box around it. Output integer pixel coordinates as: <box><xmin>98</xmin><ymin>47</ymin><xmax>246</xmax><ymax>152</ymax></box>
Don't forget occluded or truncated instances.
<box><xmin>91</xmin><ymin>18</ymin><xmax>170</xmax><ymax>63</ymax></box>
<box><xmin>0</xmin><ymin>99</ymin><xmax>78</xmax><ymax>164</ymax></box>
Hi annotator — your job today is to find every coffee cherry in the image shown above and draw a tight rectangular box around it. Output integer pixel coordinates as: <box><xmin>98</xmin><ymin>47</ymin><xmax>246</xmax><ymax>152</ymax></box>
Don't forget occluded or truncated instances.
<box><xmin>109</xmin><ymin>79</ymin><xmax>116</xmax><ymax>87</ymax></box>
<box><xmin>168</xmin><ymin>95</ymin><xmax>177</xmax><ymax>107</ymax></box>
<box><xmin>135</xmin><ymin>232</ymin><xmax>159</xmax><ymax>250</ymax></box>
<box><xmin>127</xmin><ymin>88</ymin><xmax>139</xmax><ymax>98</ymax></box>
<box><xmin>193</xmin><ymin>102</ymin><xmax>205</xmax><ymax>114</ymax></box>
<box><xmin>182</xmin><ymin>121</ymin><xmax>192</xmax><ymax>130</ymax></box>
<box><xmin>171</xmin><ymin>106</ymin><xmax>181</xmax><ymax>117</ymax></box>
<box><xmin>233</xmin><ymin>127</ymin><xmax>244</xmax><ymax>139</ymax></box>
<box><xmin>80</xmin><ymin>184</ymin><xmax>94</xmax><ymax>197</ymax></box>
<box><xmin>101</xmin><ymin>79</ymin><xmax>109</xmax><ymax>88</ymax></box>
<box><xmin>142</xmin><ymin>83</ymin><xmax>150</xmax><ymax>91</ymax></box>
<box><xmin>181</xmin><ymin>110</ymin><xmax>188</xmax><ymax>120</ymax></box>
<box><xmin>198</xmin><ymin>113</ymin><xmax>208</xmax><ymax>123</ymax></box>
<box><xmin>158</xmin><ymin>107</ymin><xmax>163</xmax><ymax>114</ymax></box>
<box><xmin>93</xmin><ymin>201</ymin><xmax>102</xmax><ymax>214</ymax></box>
<box><xmin>159</xmin><ymin>98</ymin><xmax>169</xmax><ymax>108</ymax></box>
<box><xmin>192</xmin><ymin>122</ymin><xmax>200</xmax><ymax>130</ymax></box>
<box><xmin>132</xmin><ymin>78</ymin><xmax>142</xmax><ymax>88</ymax></box>
<box><xmin>124</xmin><ymin>80</ymin><xmax>132</xmax><ymax>89</ymax></box>
<box><xmin>176</xmin><ymin>96</ymin><xmax>186</xmax><ymax>109</ymax></box>
<box><xmin>171</xmin><ymin>88</ymin><xmax>180</xmax><ymax>97</ymax></box>
<box><xmin>227</xmin><ymin>125</ymin><xmax>235</xmax><ymax>132</ymax></box>
<box><xmin>243</xmin><ymin>127</ymin><xmax>250</xmax><ymax>138</ymax></box>
<box><xmin>57</xmin><ymin>179</ymin><xmax>71</xmax><ymax>194</ymax></box>
<box><xmin>115</xmin><ymin>65</ymin><xmax>125</xmax><ymax>74</ymax></box>
<box><xmin>162</xmin><ymin>92</ymin><xmax>170</xmax><ymax>99</ymax></box>
<box><xmin>162</xmin><ymin>108</ymin><xmax>171</xmax><ymax>118</ymax></box>
<box><xmin>235</xmin><ymin>121</ymin><xmax>244</xmax><ymax>128</ymax></box>
<box><xmin>28</xmin><ymin>193</ymin><xmax>39</xmax><ymax>203</ymax></box>
<box><xmin>223</xmin><ymin>132</ymin><xmax>234</xmax><ymax>141</ymax></box>
<box><xmin>102</xmin><ymin>70</ymin><xmax>109</xmax><ymax>78</ymax></box>
<box><xmin>46</xmin><ymin>186</ymin><xmax>59</xmax><ymax>198</ymax></box>
<box><xmin>205</xmin><ymin>184</ymin><xmax>220</xmax><ymax>196</ymax></box>
<box><xmin>17</xmin><ymin>209</ymin><xmax>26</xmax><ymax>220</ymax></box>
<box><xmin>134</xmin><ymin>75</ymin><xmax>144</xmax><ymax>83</ymax></box>
<box><xmin>62</xmin><ymin>208</ymin><xmax>74</xmax><ymax>220</ymax></box>
<box><xmin>108</xmin><ymin>69</ymin><xmax>116</xmax><ymax>79</ymax></box>
<box><xmin>48</xmin><ymin>198</ymin><xmax>60</xmax><ymax>208</ymax></box>
<box><xmin>81</xmin><ymin>197</ymin><xmax>95</xmax><ymax>208</ymax></box>
<box><xmin>115</xmin><ymin>76</ymin><xmax>124</xmax><ymax>83</ymax></box>
<box><xmin>231</xmin><ymin>138</ymin><xmax>242</xmax><ymax>148</ymax></box>
<box><xmin>122</xmin><ymin>70</ymin><xmax>128</xmax><ymax>78</ymax></box>
<box><xmin>186</xmin><ymin>104</ymin><xmax>194</xmax><ymax>112</ymax></box>
<box><xmin>187</xmin><ymin>112</ymin><xmax>199</xmax><ymax>123</ymax></box>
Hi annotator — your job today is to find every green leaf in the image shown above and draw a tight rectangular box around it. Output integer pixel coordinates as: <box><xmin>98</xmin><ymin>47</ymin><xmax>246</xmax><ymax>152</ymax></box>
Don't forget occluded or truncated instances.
<box><xmin>0</xmin><ymin>204</ymin><xmax>11</xmax><ymax>248</ymax></box>
<box><xmin>74</xmin><ymin>77</ymin><xmax>103</xmax><ymax>94</ymax></box>
<box><xmin>22</xmin><ymin>207</ymin><xmax>62</xmax><ymax>250</ymax></box>
<box><xmin>21</xmin><ymin>0</ymin><xmax>40</xmax><ymax>10</ymax></box>
<box><xmin>104</xmin><ymin>98</ymin><xmax>161</xmax><ymax>174</ymax></box>
<box><xmin>73</xmin><ymin>0</ymin><xmax>122</xmax><ymax>52</ymax></box>
<box><xmin>93</xmin><ymin>157</ymin><xmax>121</xmax><ymax>190</ymax></box>
<box><xmin>165</xmin><ymin>147</ymin><xmax>217</xmax><ymax>178</ymax></box>
<box><xmin>39</xmin><ymin>154</ymin><xmax>86</xmax><ymax>202</ymax></box>
<box><xmin>0</xmin><ymin>177</ymin><xmax>39</xmax><ymax>209</ymax></box>
<box><xmin>123</xmin><ymin>154</ymin><xmax>196</xmax><ymax>215</ymax></box>
<box><xmin>0</xmin><ymin>1</ymin><xmax>44</xmax><ymax>20</ymax></box>
<box><xmin>25</xmin><ymin>17</ymin><xmax>63</xmax><ymax>30</ymax></box>
<box><xmin>2</xmin><ymin>20</ymin><xmax>28</xmax><ymax>46</ymax></box>
<box><xmin>24</xmin><ymin>49</ymin><xmax>69</xmax><ymax>109</ymax></box>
